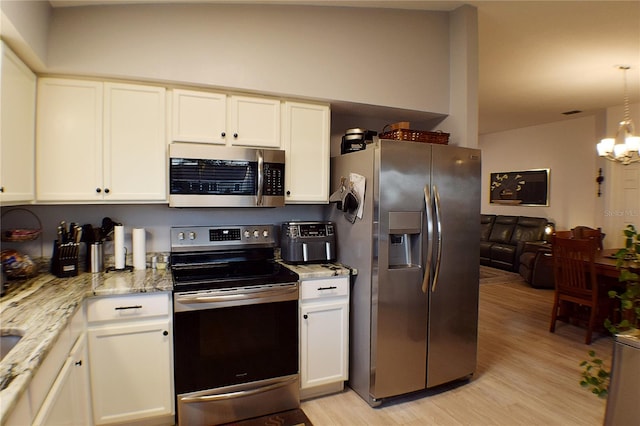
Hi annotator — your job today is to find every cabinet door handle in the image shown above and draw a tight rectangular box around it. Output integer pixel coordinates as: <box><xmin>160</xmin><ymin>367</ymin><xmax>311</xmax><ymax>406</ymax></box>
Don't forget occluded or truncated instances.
<box><xmin>233</xmin><ymin>133</ymin><xmax>238</xmax><ymax>138</ymax></box>
<box><xmin>317</xmin><ymin>286</ymin><xmax>337</xmax><ymax>291</ymax></box>
<box><xmin>303</xmin><ymin>314</ymin><xmax>308</xmax><ymax>319</ymax></box>
<box><xmin>75</xmin><ymin>360</ymin><xmax>82</xmax><ymax>366</ymax></box>
<box><xmin>104</xmin><ymin>188</ymin><xmax>110</xmax><ymax>194</ymax></box>
<box><xmin>114</xmin><ymin>305</ymin><xmax>142</xmax><ymax>310</ymax></box>
<box><xmin>96</xmin><ymin>188</ymin><xmax>102</xmax><ymax>193</ymax></box>
<box><xmin>221</xmin><ymin>132</ymin><xmax>226</xmax><ymax>137</ymax></box>
<box><xmin>163</xmin><ymin>330</ymin><xmax>169</xmax><ymax>336</ymax></box>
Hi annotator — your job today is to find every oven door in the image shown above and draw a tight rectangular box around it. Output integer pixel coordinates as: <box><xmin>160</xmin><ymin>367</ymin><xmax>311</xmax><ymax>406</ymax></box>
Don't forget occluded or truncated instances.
<box><xmin>173</xmin><ymin>283</ymin><xmax>299</xmax><ymax>425</ymax></box>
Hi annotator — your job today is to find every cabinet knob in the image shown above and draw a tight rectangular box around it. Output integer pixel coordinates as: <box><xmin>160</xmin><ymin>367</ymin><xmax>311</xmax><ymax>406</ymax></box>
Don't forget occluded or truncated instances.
<box><xmin>221</xmin><ymin>132</ymin><xmax>226</xmax><ymax>137</ymax></box>
<box><xmin>75</xmin><ymin>360</ymin><xmax>82</xmax><ymax>366</ymax></box>
<box><xmin>286</xmin><ymin>190</ymin><xmax>291</xmax><ymax>196</ymax></box>
<box><xmin>303</xmin><ymin>314</ymin><xmax>308</xmax><ymax>319</ymax></box>
<box><xmin>0</xmin><ymin>186</ymin><xmax>4</xmax><ymax>193</ymax></box>
<box><xmin>163</xmin><ymin>330</ymin><xmax>169</xmax><ymax>336</ymax></box>
<box><xmin>96</xmin><ymin>188</ymin><xmax>102</xmax><ymax>193</ymax></box>
<box><xmin>233</xmin><ymin>133</ymin><xmax>238</xmax><ymax>138</ymax></box>
<box><xmin>104</xmin><ymin>188</ymin><xmax>110</xmax><ymax>194</ymax></box>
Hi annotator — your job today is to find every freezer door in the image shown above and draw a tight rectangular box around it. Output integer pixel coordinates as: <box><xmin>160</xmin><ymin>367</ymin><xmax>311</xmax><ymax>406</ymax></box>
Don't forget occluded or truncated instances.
<box><xmin>426</xmin><ymin>144</ymin><xmax>481</xmax><ymax>388</ymax></box>
<box><xmin>372</xmin><ymin>140</ymin><xmax>432</xmax><ymax>399</ymax></box>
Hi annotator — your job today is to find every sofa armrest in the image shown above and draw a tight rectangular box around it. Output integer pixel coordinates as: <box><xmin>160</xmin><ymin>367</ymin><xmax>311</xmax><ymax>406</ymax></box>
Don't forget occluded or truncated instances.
<box><xmin>515</xmin><ymin>241</ymin><xmax>550</xmax><ymax>270</ymax></box>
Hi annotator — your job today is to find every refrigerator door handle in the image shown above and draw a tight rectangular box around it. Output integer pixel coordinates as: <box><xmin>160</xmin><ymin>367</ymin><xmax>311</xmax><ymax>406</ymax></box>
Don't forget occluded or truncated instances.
<box><xmin>422</xmin><ymin>184</ymin><xmax>433</xmax><ymax>293</ymax></box>
<box><xmin>431</xmin><ymin>185</ymin><xmax>443</xmax><ymax>292</ymax></box>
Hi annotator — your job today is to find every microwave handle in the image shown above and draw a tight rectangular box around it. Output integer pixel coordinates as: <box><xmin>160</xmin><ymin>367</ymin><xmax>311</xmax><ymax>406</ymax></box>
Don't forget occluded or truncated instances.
<box><xmin>256</xmin><ymin>149</ymin><xmax>264</xmax><ymax>206</ymax></box>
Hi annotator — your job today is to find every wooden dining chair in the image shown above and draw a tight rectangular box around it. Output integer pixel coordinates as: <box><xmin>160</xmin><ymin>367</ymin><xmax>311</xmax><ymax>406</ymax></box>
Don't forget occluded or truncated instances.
<box><xmin>571</xmin><ymin>226</ymin><xmax>605</xmax><ymax>250</ymax></box>
<box><xmin>549</xmin><ymin>235</ymin><xmax>607</xmax><ymax>344</ymax></box>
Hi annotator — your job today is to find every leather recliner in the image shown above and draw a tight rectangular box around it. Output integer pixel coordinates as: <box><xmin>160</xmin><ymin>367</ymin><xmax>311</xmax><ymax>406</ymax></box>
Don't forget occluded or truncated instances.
<box><xmin>480</xmin><ymin>214</ymin><xmax>548</xmax><ymax>272</ymax></box>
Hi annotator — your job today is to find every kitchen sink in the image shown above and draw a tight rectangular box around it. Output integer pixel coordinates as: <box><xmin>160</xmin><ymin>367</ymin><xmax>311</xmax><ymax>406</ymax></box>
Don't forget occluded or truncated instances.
<box><xmin>0</xmin><ymin>330</ymin><xmax>24</xmax><ymax>361</ymax></box>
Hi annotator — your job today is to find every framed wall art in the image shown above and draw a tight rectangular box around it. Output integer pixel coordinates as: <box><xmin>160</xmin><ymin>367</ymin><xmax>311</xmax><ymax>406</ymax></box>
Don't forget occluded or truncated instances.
<box><xmin>489</xmin><ymin>169</ymin><xmax>549</xmax><ymax>206</ymax></box>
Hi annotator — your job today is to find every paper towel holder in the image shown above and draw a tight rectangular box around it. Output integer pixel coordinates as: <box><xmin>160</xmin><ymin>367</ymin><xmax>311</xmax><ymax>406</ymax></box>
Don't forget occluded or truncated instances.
<box><xmin>106</xmin><ymin>247</ymin><xmax>133</xmax><ymax>273</ymax></box>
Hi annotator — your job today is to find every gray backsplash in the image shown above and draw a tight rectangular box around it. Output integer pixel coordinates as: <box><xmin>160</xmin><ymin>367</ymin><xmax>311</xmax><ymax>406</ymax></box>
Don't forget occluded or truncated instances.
<box><xmin>1</xmin><ymin>204</ymin><xmax>326</xmax><ymax>259</ymax></box>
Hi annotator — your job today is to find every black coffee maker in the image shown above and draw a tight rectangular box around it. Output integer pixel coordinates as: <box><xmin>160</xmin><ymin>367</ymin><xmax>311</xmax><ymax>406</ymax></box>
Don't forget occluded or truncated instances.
<box><xmin>340</xmin><ymin>128</ymin><xmax>377</xmax><ymax>154</ymax></box>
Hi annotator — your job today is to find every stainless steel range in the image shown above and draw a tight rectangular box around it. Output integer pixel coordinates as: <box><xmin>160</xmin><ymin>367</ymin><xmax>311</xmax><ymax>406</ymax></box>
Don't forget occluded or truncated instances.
<box><xmin>170</xmin><ymin>225</ymin><xmax>300</xmax><ymax>425</ymax></box>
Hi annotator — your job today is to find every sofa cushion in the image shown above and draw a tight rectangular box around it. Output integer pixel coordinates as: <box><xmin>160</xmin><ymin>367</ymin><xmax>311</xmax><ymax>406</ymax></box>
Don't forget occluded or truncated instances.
<box><xmin>510</xmin><ymin>216</ymin><xmax>547</xmax><ymax>245</ymax></box>
<box><xmin>491</xmin><ymin>243</ymin><xmax>516</xmax><ymax>264</ymax></box>
<box><xmin>480</xmin><ymin>215</ymin><xmax>496</xmax><ymax>241</ymax></box>
<box><xmin>488</xmin><ymin>215</ymin><xmax>518</xmax><ymax>244</ymax></box>
<box><xmin>480</xmin><ymin>241</ymin><xmax>493</xmax><ymax>261</ymax></box>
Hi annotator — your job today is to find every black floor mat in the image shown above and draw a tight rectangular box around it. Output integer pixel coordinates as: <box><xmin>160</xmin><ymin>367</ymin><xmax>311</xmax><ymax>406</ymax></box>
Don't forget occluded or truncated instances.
<box><xmin>224</xmin><ymin>408</ymin><xmax>313</xmax><ymax>426</ymax></box>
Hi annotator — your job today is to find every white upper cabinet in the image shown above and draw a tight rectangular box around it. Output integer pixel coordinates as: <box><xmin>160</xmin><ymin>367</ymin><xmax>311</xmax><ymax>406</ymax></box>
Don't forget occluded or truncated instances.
<box><xmin>0</xmin><ymin>41</ymin><xmax>37</xmax><ymax>206</ymax></box>
<box><xmin>172</xmin><ymin>89</ymin><xmax>227</xmax><ymax>144</ymax></box>
<box><xmin>228</xmin><ymin>95</ymin><xmax>281</xmax><ymax>148</ymax></box>
<box><xmin>171</xmin><ymin>89</ymin><xmax>281</xmax><ymax>148</ymax></box>
<box><xmin>36</xmin><ymin>78</ymin><xmax>166</xmax><ymax>202</ymax></box>
<box><xmin>104</xmin><ymin>82</ymin><xmax>167</xmax><ymax>201</ymax></box>
<box><xmin>282</xmin><ymin>101</ymin><xmax>330</xmax><ymax>204</ymax></box>
<box><xmin>36</xmin><ymin>79</ymin><xmax>103</xmax><ymax>202</ymax></box>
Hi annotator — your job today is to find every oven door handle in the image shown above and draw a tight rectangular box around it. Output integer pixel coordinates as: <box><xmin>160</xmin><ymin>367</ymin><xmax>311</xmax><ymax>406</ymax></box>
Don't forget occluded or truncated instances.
<box><xmin>180</xmin><ymin>375</ymin><xmax>297</xmax><ymax>403</ymax></box>
<box><xmin>175</xmin><ymin>285</ymin><xmax>298</xmax><ymax>304</ymax></box>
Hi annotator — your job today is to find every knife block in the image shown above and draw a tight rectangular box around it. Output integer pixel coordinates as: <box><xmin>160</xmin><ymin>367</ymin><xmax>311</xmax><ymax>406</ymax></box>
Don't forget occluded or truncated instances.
<box><xmin>51</xmin><ymin>240</ymin><xmax>79</xmax><ymax>277</ymax></box>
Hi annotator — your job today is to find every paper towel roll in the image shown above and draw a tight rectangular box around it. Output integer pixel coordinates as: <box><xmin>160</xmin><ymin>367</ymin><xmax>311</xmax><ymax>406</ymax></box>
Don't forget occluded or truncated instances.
<box><xmin>114</xmin><ymin>225</ymin><xmax>125</xmax><ymax>269</ymax></box>
<box><xmin>132</xmin><ymin>228</ymin><xmax>146</xmax><ymax>270</ymax></box>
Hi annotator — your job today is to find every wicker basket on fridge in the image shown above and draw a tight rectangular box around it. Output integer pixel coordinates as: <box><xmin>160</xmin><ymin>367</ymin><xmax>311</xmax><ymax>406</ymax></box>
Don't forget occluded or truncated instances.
<box><xmin>379</xmin><ymin>127</ymin><xmax>449</xmax><ymax>145</ymax></box>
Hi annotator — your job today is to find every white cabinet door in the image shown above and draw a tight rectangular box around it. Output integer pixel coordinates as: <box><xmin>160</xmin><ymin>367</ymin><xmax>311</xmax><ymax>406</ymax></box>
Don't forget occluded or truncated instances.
<box><xmin>300</xmin><ymin>300</ymin><xmax>349</xmax><ymax>390</ymax></box>
<box><xmin>88</xmin><ymin>320</ymin><xmax>173</xmax><ymax>425</ymax></box>
<box><xmin>282</xmin><ymin>101</ymin><xmax>330</xmax><ymax>204</ymax></box>
<box><xmin>104</xmin><ymin>83</ymin><xmax>167</xmax><ymax>201</ymax></box>
<box><xmin>36</xmin><ymin>78</ymin><xmax>103</xmax><ymax>202</ymax></box>
<box><xmin>171</xmin><ymin>89</ymin><xmax>226</xmax><ymax>144</ymax></box>
<box><xmin>0</xmin><ymin>41</ymin><xmax>36</xmax><ymax>205</ymax></box>
<box><xmin>229</xmin><ymin>95</ymin><xmax>281</xmax><ymax>148</ymax></box>
<box><xmin>32</xmin><ymin>334</ymin><xmax>92</xmax><ymax>426</ymax></box>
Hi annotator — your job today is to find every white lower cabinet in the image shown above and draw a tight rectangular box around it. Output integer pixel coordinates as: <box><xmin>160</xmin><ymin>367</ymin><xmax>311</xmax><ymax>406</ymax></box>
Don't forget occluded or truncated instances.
<box><xmin>6</xmin><ymin>308</ymin><xmax>91</xmax><ymax>426</ymax></box>
<box><xmin>33</xmin><ymin>334</ymin><xmax>92</xmax><ymax>426</ymax></box>
<box><xmin>299</xmin><ymin>276</ymin><xmax>349</xmax><ymax>400</ymax></box>
<box><xmin>86</xmin><ymin>292</ymin><xmax>174</xmax><ymax>426</ymax></box>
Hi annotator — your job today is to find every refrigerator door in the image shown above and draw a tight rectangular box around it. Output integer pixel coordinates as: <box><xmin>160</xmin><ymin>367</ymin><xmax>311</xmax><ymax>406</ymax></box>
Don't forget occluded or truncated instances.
<box><xmin>372</xmin><ymin>140</ymin><xmax>432</xmax><ymax>399</ymax></box>
<box><xmin>426</xmin><ymin>144</ymin><xmax>481</xmax><ymax>388</ymax></box>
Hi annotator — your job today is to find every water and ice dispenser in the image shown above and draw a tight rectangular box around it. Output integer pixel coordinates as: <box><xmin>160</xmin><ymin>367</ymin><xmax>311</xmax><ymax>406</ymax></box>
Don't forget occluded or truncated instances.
<box><xmin>387</xmin><ymin>211</ymin><xmax>422</xmax><ymax>269</ymax></box>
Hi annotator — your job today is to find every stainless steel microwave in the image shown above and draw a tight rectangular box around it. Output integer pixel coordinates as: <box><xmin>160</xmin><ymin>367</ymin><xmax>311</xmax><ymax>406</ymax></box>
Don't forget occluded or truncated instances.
<box><xmin>169</xmin><ymin>143</ymin><xmax>285</xmax><ymax>208</ymax></box>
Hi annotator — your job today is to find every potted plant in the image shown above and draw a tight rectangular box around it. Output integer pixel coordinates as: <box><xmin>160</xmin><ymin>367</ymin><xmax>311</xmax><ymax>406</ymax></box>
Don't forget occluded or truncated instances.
<box><xmin>580</xmin><ymin>224</ymin><xmax>640</xmax><ymax>398</ymax></box>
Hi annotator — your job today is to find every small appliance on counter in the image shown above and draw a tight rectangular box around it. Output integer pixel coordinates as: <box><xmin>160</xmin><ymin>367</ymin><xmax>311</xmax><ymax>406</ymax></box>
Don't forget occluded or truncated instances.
<box><xmin>280</xmin><ymin>221</ymin><xmax>336</xmax><ymax>264</ymax></box>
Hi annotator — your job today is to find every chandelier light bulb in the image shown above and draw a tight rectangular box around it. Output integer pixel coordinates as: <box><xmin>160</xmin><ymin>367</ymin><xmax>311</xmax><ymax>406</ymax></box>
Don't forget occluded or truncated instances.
<box><xmin>626</xmin><ymin>135</ymin><xmax>640</xmax><ymax>152</ymax></box>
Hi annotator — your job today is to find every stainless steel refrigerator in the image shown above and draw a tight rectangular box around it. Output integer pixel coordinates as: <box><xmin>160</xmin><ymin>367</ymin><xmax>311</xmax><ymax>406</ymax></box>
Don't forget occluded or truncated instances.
<box><xmin>329</xmin><ymin>139</ymin><xmax>481</xmax><ymax>407</ymax></box>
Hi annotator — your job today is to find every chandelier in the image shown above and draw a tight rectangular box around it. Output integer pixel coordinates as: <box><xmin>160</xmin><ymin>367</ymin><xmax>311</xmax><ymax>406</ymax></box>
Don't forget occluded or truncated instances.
<box><xmin>596</xmin><ymin>66</ymin><xmax>640</xmax><ymax>165</ymax></box>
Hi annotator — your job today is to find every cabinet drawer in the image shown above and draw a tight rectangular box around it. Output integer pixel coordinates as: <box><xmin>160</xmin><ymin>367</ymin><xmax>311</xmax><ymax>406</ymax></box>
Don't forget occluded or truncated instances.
<box><xmin>300</xmin><ymin>277</ymin><xmax>349</xmax><ymax>301</ymax></box>
<box><xmin>87</xmin><ymin>293</ymin><xmax>169</xmax><ymax>323</ymax></box>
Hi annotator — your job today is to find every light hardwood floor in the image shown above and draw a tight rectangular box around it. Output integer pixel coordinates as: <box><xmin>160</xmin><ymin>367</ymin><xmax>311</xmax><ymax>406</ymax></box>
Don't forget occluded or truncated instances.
<box><xmin>301</xmin><ymin>267</ymin><xmax>613</xmax><ymax>425</ymax></box>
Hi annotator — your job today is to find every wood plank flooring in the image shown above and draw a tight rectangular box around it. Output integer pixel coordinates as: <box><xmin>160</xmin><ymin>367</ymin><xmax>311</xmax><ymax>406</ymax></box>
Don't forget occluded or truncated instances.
<box><xmin>301</xmin><ymin>267</ymin><xmax>613</xmax><ymax>425</ymax></box>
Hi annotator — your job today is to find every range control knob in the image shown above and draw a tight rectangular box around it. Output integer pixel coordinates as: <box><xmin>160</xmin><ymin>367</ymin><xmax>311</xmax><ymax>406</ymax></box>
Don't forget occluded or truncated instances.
<box><xmin>253</xmin><ymin>230</ymin><xmax>260</xmax><ymax>238</ymax></box>
<box><xmin>244</xmin><ymin>230</ymin><xmax>251</xmax><ymax>239</ymax></box>
<box><xmin>178</xmin><ymin>232</ymin><xmax>185</xmax><ymax>240</ymax></box>
<box><xmin>188</xmin><ymin>232</ymin><xmax>196</xmax><ymax>240</ymax></box>
<box><xmin>262</xmin><ymin>230</ymin><xmax>269</xmax><ymax>238</ymax></box>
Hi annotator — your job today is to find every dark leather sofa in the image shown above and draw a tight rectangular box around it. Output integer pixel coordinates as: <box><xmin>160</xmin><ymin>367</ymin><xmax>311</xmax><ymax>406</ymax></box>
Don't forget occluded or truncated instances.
<box><xmin>480</xmin><ymin>214</ymin><xmax>548</xmax><ymax>272</ymax></box>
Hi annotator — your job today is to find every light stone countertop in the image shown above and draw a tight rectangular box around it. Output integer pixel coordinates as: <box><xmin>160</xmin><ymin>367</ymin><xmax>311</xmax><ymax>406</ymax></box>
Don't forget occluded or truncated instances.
<box><xmin>279</xmin><ymin>262</ymin><xmax>353</xmax><ymax>279</ymax></box>
<box><xmin>0</xmin><ymin>260</ymin><xmax>350</xmax><ymax>424</ymax></box>
<box><xmin>0</xmin><ymin>267</ymin><xmax>172</xmax><ymax>425</ymax></box>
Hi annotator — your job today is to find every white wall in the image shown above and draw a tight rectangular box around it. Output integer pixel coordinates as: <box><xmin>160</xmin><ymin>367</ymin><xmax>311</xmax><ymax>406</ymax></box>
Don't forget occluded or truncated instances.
<box><xmin>45</xmin><ymin>4</ymin><xmax>452</xmax><ymax>115</ymax></box>
<box><xmin>479</xmin><ymin>115</ymin><xmax>598</xmax><ymax>232</ymax></box>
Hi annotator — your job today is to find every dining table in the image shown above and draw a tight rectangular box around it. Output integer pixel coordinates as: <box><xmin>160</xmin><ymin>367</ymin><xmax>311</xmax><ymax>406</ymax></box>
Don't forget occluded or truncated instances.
<box><xmin>594</xmin><ymin>248</ymin><xmax>640</xmax><ymax>280</ymax></box>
